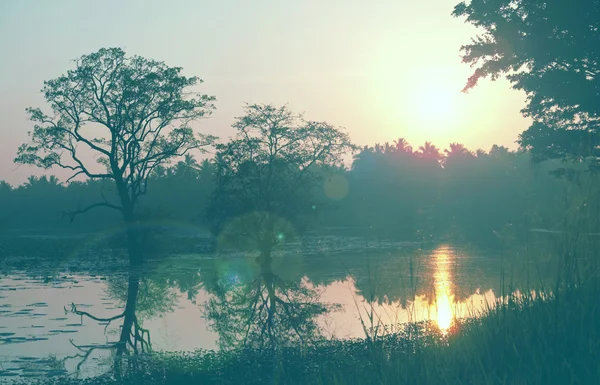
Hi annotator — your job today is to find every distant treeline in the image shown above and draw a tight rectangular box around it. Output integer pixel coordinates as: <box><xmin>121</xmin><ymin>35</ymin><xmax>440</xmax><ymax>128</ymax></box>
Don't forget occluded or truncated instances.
<box><xmin>0</xmin><ymin>139</ymin><xmax>595</xmax><ymax>242</ymax></box>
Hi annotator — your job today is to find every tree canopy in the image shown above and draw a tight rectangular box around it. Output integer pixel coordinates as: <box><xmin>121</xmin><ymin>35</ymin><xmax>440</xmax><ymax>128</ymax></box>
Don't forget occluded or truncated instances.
<box><xmin>208</xmin><ymin>104</ymin><xmax>354</xmax><ymax>256</ymax></box>
<box><xmin>15</xmin><ymin>47</ymin><xmax>216</xmax><ymax>221</ymax></box>
<box><xmin>453</xmin><ymin>0</ymin><xmax>600</xmax><ymax>163</ymax></box>
<box><xmin>2</xmin><ymin>139</ymin><xmax>576</xmax><ymax>244</ymax></box>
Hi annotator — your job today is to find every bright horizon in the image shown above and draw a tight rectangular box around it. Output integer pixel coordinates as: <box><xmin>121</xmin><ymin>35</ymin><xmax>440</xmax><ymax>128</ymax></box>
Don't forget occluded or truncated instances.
<box><xmin>0</xmin><ymin>0</ymin><xmax>530</xmax><ymax>185</ymax></box>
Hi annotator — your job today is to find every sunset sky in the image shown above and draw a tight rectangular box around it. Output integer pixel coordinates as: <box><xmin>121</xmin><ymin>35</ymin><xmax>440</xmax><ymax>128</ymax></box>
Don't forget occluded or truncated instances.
<box><xmin>0</xmin><ymin>0</ymin><xmax>530</xmax><ymax>184</ymax></box>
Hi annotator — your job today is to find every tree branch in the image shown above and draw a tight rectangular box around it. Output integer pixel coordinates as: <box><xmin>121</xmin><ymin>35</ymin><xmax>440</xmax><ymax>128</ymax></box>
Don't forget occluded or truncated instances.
<box><xmin>63</xmin><ymin>202</ymin><xmax>123</xmax><ymax>222</ymax></box>
<box><xmin>63</xmin><ymin>339</ymin><xmax>120</xmax><ymax>373</ymax></box>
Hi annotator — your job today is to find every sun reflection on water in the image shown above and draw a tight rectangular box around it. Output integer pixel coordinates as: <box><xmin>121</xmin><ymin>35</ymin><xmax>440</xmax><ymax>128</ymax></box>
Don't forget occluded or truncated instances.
<box><xmin>319</xmin><ymin>244</ymin><xmax>503</xmax><ymax>340</ymax></box>
<box><xmin>433</xmin><ymin>245</ymin><xmax>454</xmax><ymax>332</ymax></box>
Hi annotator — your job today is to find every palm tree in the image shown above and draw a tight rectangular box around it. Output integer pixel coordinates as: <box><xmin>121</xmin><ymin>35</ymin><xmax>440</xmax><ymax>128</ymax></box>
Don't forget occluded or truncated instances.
<box><xmin>418</xmin><ymin>141</ymin><xmax>441</xmax><ymax>161</ymax></box>
<box><xmin>184</xmin><ymin>154</ymin><xmax>200</xmax><ymax>170</ymax></box>
<box><xmin>0</xmin><ymin>180</ymin><xmax>11</xmax><ymax>193</ymax></box>
<box><xmin>393</xmin><ymin>138</ymin><xmax>413</xmax><ymax>154</ymax></box>
<box><xmin>351</xmin><ymin>145</ymin><xmax>376</xmax><ymax>172</ymax></box>
<box><xmin>383</xmin><ymin>142</ymin><xmax>393</xmax><ymax>154</ymax></box>
<box><xmin>175</xmin><ymin>153</ymin><xmax>200</xmax><ymax>178</ymax></box>
<box><xmin>198</xmin><ymin>159</ymin><xmax>216</xmax><ymax>182</ymax></box>
<box><xmin>151</xmin><ymin>165</ymin><xmax>167</xmax><ymax>178</ymax></box>
<box><xmin>443</xmin><ymin>143</ymin><xmax>475</xmax><ymax>168</ymax></box>
<box><xmin>445</xmin><ymin>143</ymin><xmax>469</xmax><ymax>156</ymax></box>
<box><xmin>23</xmin><ymin>175</ymin><xmax>38</xmax><ymax>188</ymax></box>
<box><xmin>47</xmin><ymin>175</ymin><xmax>61</xmax><ymax>186</ymax></box>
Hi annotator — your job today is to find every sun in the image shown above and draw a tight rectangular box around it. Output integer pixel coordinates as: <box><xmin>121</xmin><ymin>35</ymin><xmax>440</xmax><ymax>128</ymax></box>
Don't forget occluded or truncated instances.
<box><xmin>370</xmin><ymin>61</ymin><xmax>467</xmax><ymax>140</ymax></box>
<box><xmin>412</xmin><ymin>82</ymin><xmax>460</xmax><ymax>129</ymax></box>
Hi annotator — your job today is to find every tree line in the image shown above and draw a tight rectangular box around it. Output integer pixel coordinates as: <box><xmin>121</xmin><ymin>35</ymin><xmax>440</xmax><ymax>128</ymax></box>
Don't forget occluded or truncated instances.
<box><xmin>0</xmin><ymin>136</ymin><xmax>588</xmax><ymax>244</ymax></box>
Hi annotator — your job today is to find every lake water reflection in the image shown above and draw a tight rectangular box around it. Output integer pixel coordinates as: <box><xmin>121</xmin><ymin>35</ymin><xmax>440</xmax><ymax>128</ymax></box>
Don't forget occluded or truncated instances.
<box><xmin>434</xmin><ymin>246</ymin><xmax>454</xmax><ymax>331</ymax></box>
<box><xmin>0</xmin><ymin>238</ymin><xmax>553</xmax><ymax>379</ymax></box>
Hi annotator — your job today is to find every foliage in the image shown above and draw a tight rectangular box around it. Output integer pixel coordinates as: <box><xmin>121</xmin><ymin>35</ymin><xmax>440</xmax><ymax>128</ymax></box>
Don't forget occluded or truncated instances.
<box><xmin>105</xmin><ymin>275</ymin><xmax>178</xmax><ymax>322</ymax></box>
<box><xmin>453</xmin><ymin>0</ymin><xmax>600</xmax><ymax>165</ymax></box>
<box><xmin>207</xmin><ymin>104</ymin><xmax>354</xmax><ymax>254</ymax></box>
<box><xmin>14</xmin><ymin>47</ymin><xmax>215</xmax><ymax>222</ymax></box>
<box><xmin>0</xmin><ymin>139</ymin><xmax>581</xmax><ymax>244</ymax></box>
<box><xmin>203</xmin><ymin>274</ymin><xmax>333</xmax><ymax>350</ymax></box>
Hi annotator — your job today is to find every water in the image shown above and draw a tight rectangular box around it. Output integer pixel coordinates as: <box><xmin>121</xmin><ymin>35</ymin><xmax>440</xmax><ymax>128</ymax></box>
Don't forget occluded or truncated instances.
<box><xmin>0</xmin><ymin>236</ymin><xmax>555</xmax><ymax>380</ymax></box>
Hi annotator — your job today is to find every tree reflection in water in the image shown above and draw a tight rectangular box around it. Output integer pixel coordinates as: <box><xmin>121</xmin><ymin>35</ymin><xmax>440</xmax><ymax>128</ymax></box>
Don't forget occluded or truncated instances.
<box><xmin>64</xmin><ymin>264</ymin><xmax>176</xmax><ymax>376</ymax></box>
<box><xmin>203</xmin><ymin>252</ymin><xmax>338</xmax><ymax>350</ymax></box>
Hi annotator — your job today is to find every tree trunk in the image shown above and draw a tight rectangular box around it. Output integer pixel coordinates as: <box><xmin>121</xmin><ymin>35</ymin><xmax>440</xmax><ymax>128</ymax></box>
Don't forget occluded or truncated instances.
<box><xmin>113</xmin><ymin>188</ymin><xmax>143</xmax><ymax>375</ymax></box>
<box><xmin>258</xmin><ymin>248</ymin><xmax>278</xmax><ymax>351</ymax></box>
<box><xmin>117</xmin><ymin>205</ymin><xmax>143</xmax><ymax>348</ymax></box>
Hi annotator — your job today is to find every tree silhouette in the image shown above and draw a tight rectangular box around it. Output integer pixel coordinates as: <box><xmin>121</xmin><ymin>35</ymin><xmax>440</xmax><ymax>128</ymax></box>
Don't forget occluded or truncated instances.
<box><xmin>174</xmin><ymin>153</ymin><xmax>201</xmax><ymax>179</ymax></box>
<box><xmin>13</xmin><ymin>47</ymin><xmax>216</xmax><ymax>361</ymax></box>
<box><xmin>14</xmin><ymin>47</ymin><xmax>215</xmax><ymax>264</ymax></box>
<box><xmin>489</xmin><ymin>145</ymin><xmax>512</xmax><ymax>159</ymax></box>
<box><xmin>23</xmin><ymin>175</ymin><xmax>39</xmax><ymax>188</ymax></box>
<box><xmin>394</xmin><ymin>137</ymin><xmax>413</xmax><ymax>154</ymax></box>
<box><xmin>2</xmin><ymin>138</ymin><xmax>576</xmax><ymax>247</ymax></box>
<box><xmin>208</xmin><ymin>104</ymin><xmax>354</xmax><ymax>261</ymax></box>
<box><xmin>475</xmin><ymin>149</ymin><xmax>488</xmax><ymax>159</ymax></box>
<box><xmin>418</xmin><ymin>141</ymin><xmax>442</xmax><ymax>161</ymax></box>
<box><xmin>444</xmin><ymin>142</ymin><xmax>474</xmax><ymax>168</ymax></box>
<box><xmin>198</xmin><ymin>158</ymin><xmax>215</xmax><ymax>181</ymax></box>
<box><xmin>445</xmin><ymin>143</ymin><xmax>470</xmax><ymax>157</ymax></box>
<box><xmin>0</xmin><ymin>180</ymin><xmax>11</xmax><ymax>193</ymax></box>
<box><xmin>453</xmin><ymin>0</ymin><xmax>600</xmax><ymax>165</ymax></box>
<box><xmin>203</xmin><ymin>256</ymin><xmax>334</xmax><ymax>350</ymax></box>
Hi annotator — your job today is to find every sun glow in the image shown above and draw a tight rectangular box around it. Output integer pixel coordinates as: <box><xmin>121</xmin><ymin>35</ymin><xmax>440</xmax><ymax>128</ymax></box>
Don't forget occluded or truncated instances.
<box><xmin>412</xmin><ymin>84</ymin><xmax>459</xmax><ymax>128</ymax></box>
<box><xmin>372</xmin><ymin>59</ymin><xmax>468</xmax><ymax>141</ymax></box>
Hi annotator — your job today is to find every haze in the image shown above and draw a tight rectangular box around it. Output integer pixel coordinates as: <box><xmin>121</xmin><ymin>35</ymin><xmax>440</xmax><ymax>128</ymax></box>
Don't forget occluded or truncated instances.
<box><xmin>0</xmin><ymin>0</ymin><xmax>529</xmax><ymax>184</ymax></box>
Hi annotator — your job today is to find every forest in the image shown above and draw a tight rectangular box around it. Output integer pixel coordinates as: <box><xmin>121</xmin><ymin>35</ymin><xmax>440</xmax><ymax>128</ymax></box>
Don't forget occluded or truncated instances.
<box><xmin>0</xmin><ymin>140</ymin><xmax>587</xmax><ymax>244</ymax></box>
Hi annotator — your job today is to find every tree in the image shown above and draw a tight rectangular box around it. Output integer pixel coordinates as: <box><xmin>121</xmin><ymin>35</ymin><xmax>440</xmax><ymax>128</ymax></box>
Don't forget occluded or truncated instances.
<box><xmin>394</xmin><ymin>137</ymin><xmax>413</xmax><ymax>154</ymax></box>
<box><xmin>0</xmin><ymin>181</ymin><xmax>11</xmax><ymax>193</ymax></box>
<box><xmin>204</xmin><ymin>258</ymin><xmax>332</xmax><ymax>351</ymax></box>
<box><xmin>15</xmin><ymin>47</ymin><xmax>215</xmax><ymax>264</ymax></box>
<box><xmin>14</xmin><ymin>47</ymin><xmax>215</xmax><ymax>358</ymax></box>
<box><xmin>198</xmin><ymin>158</ymin><xmax>216</xmax><ymax>181</ymax></box>
<box><xmin>453</xmin><ymin>0</ymin><xmax>600</xmax><ymax>164</ymax></box>
<box><xmin>445</xmin><ymin>143</ymin><xmax>470</xmax><ymax>157</ymax></box>
<box><xmin>23</xmin><ymin>175</ymin><xmax>38</xmax><ymax>188</ymax></box>
<box><xmin>208</xmin><ymin>104</ymin><xmax>354</xmax><ymax>260</ymax></box>
<box><xmin>173</xmin><ymin>153</ymin><xmax>201</xmax><ymax>179</ymax></box>
<box><xmin>444</xmin><ymin>142</ymin><xmax>474</xmax><ymax>168</ymax></box>
<box><xmin>489</xmin><ymin>144</ymin><xmax>512</xmax><ymax>159</ymax></box>
<box><xmin>418</xmin><ymin>141</ymin><xmax>442</xmax><ymax>161</ymax></box>
<box><xmin>475</xmin><ymin>149</ymin><xmax>488</xmax><ymax>159</ymax></box>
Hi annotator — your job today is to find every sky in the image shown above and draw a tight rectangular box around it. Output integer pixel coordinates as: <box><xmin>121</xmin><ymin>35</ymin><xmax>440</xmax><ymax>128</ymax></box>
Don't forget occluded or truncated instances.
<box><xmin>0</xmin><ymin>0</ymin><xmax>530</xmax><ymax>185</ymax></box>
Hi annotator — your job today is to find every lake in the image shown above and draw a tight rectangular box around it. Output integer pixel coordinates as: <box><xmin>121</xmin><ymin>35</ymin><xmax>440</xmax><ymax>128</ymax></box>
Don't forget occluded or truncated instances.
<box><xmin>0</xmin><ymin>234</ymin><xmax>557</xmax><ymax>380</ymax></box>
